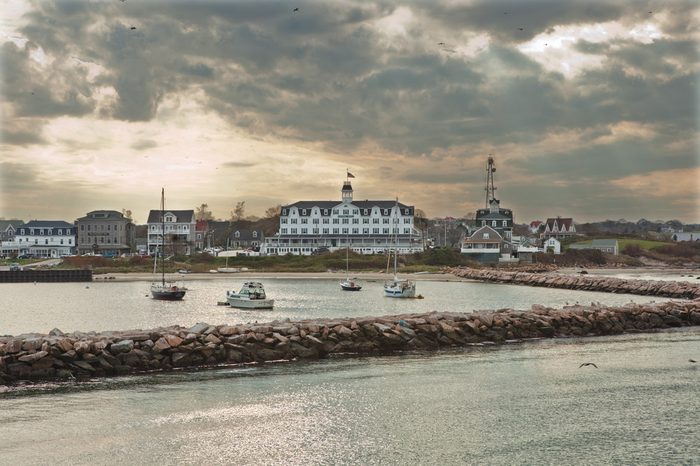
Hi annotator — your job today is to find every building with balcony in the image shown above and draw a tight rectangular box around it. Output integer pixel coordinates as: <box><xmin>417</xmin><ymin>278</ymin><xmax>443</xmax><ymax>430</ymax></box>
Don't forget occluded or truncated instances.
<box><xmin>147</xmin><ymin>209</ymin><xmax>196</xmax><ymax>256</ymax></box>
<box><xmin>262</xmin><ymin>181</ymin><xmax>423</xmax><ymax>255</ymax></box>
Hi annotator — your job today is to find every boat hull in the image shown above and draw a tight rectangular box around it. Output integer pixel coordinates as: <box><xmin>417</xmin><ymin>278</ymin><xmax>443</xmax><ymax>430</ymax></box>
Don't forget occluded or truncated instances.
<box><xmin>226</xmin><ymin>297</ymin><xmax>275</xmax><ymax>309</ymax></box>
<box><xmin>151</xmin><ymin>283</ymin><xmax>187</xmax><ymax>301</ymax></box>
<box><xmin>383</xmin><ymin>280</ymin><xmax>416</xmax><ymax>298</ymax></box>
<box><xmin>341</xmin><ymin>285</ymin><xmax>362</xmax><ymax>291</ymax></box>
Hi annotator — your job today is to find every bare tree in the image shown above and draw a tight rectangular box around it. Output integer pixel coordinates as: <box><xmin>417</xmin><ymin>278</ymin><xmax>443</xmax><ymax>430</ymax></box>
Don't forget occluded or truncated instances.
<box><xmin>195</xmin><ymin>203</ymin><xmax>214</xmax><ymax>221</ymax></box>
<box><xmin>265</xmin><ymin>205</ymin><xmax>282</xmax><ymax>218</ymax></box>
<box><xmin>231</xmin><ymin>201</ymin><xmax>246</xmax><ymax>222</ymax></box>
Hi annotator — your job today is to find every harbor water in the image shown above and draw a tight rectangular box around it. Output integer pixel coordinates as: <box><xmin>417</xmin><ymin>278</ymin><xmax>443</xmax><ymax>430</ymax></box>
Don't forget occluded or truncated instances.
<box><xmin>1</xmin><ymin>277</ymin><xmax>698</xmax><ymax>464</ymax></box>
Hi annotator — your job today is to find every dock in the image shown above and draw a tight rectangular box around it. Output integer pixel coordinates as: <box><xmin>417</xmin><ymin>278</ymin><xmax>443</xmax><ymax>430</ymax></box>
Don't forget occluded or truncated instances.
<box><xmin>0</xmin><ymin>269</ymin><xmax>92</xmax><ymax>283</ymax></box>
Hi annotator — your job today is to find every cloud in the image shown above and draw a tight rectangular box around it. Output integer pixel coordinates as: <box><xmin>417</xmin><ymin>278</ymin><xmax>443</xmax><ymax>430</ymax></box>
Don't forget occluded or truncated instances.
<box><xmin>130</xmin><ymin>139</ymin><xmax>158</xmax><ymax>150</ymax></box>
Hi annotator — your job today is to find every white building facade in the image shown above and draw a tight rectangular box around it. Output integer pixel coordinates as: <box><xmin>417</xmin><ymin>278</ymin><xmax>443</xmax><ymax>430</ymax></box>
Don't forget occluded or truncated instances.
<box><xmin>9</xmin><ymin>220</ymin><xmax>76</xmax><ymax>257</ymax></box>
<box><xmin>147</xmin><ymin>210</ymin><xmax>196</xmax><ymax>256</ymax></box>
<box><xmin>262</xmin><ymin>181</ymin><xmax>423</xmax><ymax>255</ymax></box>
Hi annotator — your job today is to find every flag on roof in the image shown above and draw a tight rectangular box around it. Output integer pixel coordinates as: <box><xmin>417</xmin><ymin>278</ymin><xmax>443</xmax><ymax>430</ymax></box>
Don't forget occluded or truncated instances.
<box><xmin>347</xmin><ymin>171</ymin><xmax>355</xmax><ymax>178</ymax></box>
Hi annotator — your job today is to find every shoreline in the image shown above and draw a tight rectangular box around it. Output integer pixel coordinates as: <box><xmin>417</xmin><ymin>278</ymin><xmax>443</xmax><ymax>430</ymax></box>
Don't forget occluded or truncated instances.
<box><xmin>94</xmin><ymin>270</ymin><xmax>466</xmax><ymax>282</ymax></box>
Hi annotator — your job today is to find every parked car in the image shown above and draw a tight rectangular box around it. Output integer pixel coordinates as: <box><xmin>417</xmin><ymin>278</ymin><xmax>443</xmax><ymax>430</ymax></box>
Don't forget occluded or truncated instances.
<box><xmin>9</xmin><ymin>263</ymin><xmax>22</xmax><ymax>271</ymax></box>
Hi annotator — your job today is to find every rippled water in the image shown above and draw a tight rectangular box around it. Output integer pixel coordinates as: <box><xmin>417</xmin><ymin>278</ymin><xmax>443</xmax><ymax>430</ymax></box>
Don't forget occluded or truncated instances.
<box><xmin>0</xmin><ymin>277</ymin><xmax>665</xmax><ymax>335</ymax></box>
<box><xmin>2</xmin><ymin>277</ymin><xmax>697</xmax><ymax>464</ymax></box>
<box><xmin>1</xmin><ymin>329</ymin><xmax>698</xmax><ymax>464</ymax></box>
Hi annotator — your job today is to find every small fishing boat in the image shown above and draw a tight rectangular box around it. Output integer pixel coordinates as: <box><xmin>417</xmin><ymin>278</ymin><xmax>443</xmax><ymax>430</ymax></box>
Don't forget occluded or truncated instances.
<box><xmin>226</xmin><ymin>282</ymin><xmax>274</xmax><ymax>309</ymax></box>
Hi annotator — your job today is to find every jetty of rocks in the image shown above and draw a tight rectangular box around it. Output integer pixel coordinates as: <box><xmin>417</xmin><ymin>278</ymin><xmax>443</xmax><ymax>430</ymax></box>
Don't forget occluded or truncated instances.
<box><xmin>447</xmin><ymin>267</ymin><xmax>700</xmax><ymax>300</ymax></box>
<box><xmin>2</xmin><ymin>300</ymin><xmax>699</xmax><ymax>384</ymax></box>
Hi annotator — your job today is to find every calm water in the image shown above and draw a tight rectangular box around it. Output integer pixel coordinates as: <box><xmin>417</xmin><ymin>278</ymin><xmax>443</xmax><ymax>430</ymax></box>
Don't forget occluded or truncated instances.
<box><xmin>2</xmin><ymin>278</ymin><xmax>697</xmax><ymax>464</ymax></box>
<box><xmin>0</xmin><ymin>277</ymin><xmax>667</xmax><ymax>335</ymax></box>
<box><xmin>1</xmin><ymin>330</ymin><xmax>698</xmax><ymax>464</ymax></box>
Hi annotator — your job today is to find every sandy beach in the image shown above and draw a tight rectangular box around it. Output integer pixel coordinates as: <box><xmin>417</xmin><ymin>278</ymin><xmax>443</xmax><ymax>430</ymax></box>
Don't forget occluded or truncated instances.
<box><xmin>94</xmin><ymin>270</ymin><xmax>466</xmax><ymax>283</ymax></box>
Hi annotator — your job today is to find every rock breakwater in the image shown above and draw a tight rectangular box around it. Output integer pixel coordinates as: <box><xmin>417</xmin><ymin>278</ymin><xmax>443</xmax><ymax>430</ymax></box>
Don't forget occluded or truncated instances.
<box><xmin>448</xmin><ymin>267</ymin><xmax>700</xmax><ymax>299</ymax></box>
<box><xmin>2</xmin><ymin>300</ymin><xmax>699</xmax><ymax>384</ymax></box>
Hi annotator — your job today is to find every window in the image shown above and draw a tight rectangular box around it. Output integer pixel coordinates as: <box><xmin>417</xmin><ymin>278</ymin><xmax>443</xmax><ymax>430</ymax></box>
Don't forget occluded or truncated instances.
<box><xmin>253</xmin><ymin>231</ymin><xmax>258</xmax><ymax>238</ymax></box>
<box><xmin>484</xmin><ymin>233</ymin><xmax>490</xmax><ymax>239</ymax></box>
<box><xmin>332</xmin><ymin>219</ymin><xmax>339</xmax><ymax>224</ymax></box>
<box><xmin>313</xmin><ymin>228</ymin><xmax>319</xmax><ymax>234</ymax></box>
<box><xmin>312</xmin><ymin>218</ymin><xmax>319</xmax><ymax>224</ymax></box>
<box><xmin>301</xmin><ymin>218</ymin><xmax>308</xmax><ymax>224</ymax></box>
<box><xmin>302</xmin><ymin>209</ymin><xmax>307</xmax><ymax>215</ymax></box>
<box><xmin>281</xmin><ymin>218</ymin><xmax>288</xmax><ymax>224</ymax></box>
<box><xmin>342</xmin><ymin>228</ymin><xmax>348</xmax><ymax>234</ymax></box>
<box><xmin>323</xmin><ymin>228</ymin><xmax>329</xmax><ymax>234</ymax></box>
<box><xmin>343</xmin><ymin>209</ymin><xmax>349</xmax><ymax>215</ymax></box>
<box><xmin>342</xmin><ymin>219</ymin><xmax>349</xmax><ymax>224</ymax></box>
<box><xmin>383</xmin><ymin>218</ymin><xmax>389</xmax><ymax>224</ymax></box>
<box><xmin>291</xmin><ymin>218</ymin><xmax>298</xmax><ymax>224</ymax></box>
<box><xmin>332</xmin><ymin>209</ymin><xmax>338</xmax><ymax>215</ymax></box>
<box><xmin>363</xmin><ymin>218</ymin><xmax>369</xmax><ymax>224</ymax></box>
<box><xmin>502</xmin><ymin>220</ymin><xmax>507</xmax><ymax>227</ymax></box>
<box><xmin>492</xmin><ymin>221</ymin><xmax>497</xmax><ymax>227</ymax></box>
<box><xmin>352</xmin><ymin>228</ymin><xmax>359</xmax><ymax>234</ymax></box>
<box><xmin>291</xmin><ymin>228</ymin><xmax>297</xmax><ymax>234</ymax></box>
<box><xmin>405</xmin><ymin>209</ymin><xmax>410</xmax><ymax>215</ymax></box>
<box><xmin>58</xmin><ymin>229</ymin><xmax>63</xmax><ymax>235</ymax></box>
<box><xmin>373</xmin><ymin>218</ymin><xmax>379</xmax><ymax>224</ymax></box>
<box><xmin>333</xmin><ymin>228</ymin><xmax>339</xmax><ymax>234</ymax></box>
<box><xmin>282</xmin><ymin>209</ymin><xmax>288</xmax><ymax>216</ymax></box>
<box><xmin>383</xmin><ymin>209</ymin><xmax>388</xmax><ymax>215</ymax></box>
<box><xmin>301</xmin><ymin>228</ymin><xmax>307</xmax><ymax>234</ymax></box>
<box><xmin>482</xmin><ymin>221</ymin><xmax>486</xmax><ymax>226</ymax></box>
<box><xmin>80</xmin><ymin>225</ymin><xmax>84</xmax><ymax>231</ymax></box>
<box><xmin>21</xmin><ymin>229</ymin><xmax>25</xmax><ymax>234</ymax></box>
<box><xmin>404</xmin><ymin>218</ymin><xmax>411</xmax><ymax>224</ymax></box>
<box><xmin>235</xmin><ymin>231</ymin><xmax>240</xmax><ymax>238</ymax></box>
<box><xmin>363</xmin><ymin>209</ymin><xmax>369</xmax><ymax>215</ymax></box>
<box><xmin>352</xmin><ymin>218</ymin><xmax>359</xmax><ymax>224</ymax></box>
<box><xmin>45</xmin><ymin>239</ymin><xmax>48</xmax><ymax>244</ymax></box>
<box><xmin>322</xmin><ymin>219</ymin><xmax>329</xmax><ymax>224</ymax></box>
<box><xmin>323</xmin><ymin>209</ymin><xmax>328</xmax><ymax>215</ymax></box>
<box><xmin>363</xmin><ymin>228</ymin><xmax>369</xmax><ymax>234</ymax></box>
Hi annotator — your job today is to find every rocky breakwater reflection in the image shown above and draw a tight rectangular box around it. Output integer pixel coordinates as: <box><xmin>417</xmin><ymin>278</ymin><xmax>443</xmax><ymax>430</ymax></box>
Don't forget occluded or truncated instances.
<box><xmin>2</xmin><ymin>300</ymin><xmax>700</xmax><ymax>384</ymax></box>
<box><xmin>447</xmin><ymin>267</ymin><xmax>700</xmax><ymax>300</ymax></box>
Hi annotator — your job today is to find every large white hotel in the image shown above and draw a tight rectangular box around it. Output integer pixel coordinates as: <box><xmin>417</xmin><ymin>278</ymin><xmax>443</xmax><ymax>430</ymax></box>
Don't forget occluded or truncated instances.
<box><xmin>262</xmin><ymin>181</ymin><xmax>424</xmax><ymax>255</ymax></box>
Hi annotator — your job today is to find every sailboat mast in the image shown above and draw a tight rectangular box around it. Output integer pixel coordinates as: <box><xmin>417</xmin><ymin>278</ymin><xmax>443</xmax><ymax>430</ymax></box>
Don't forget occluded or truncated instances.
<box><xmin>161</xmin><ymin>187</ymin><xmax>165</xmax><ymax>286</ymax></box>
<box><xmin>393</xmin><ymin>198</ymin><xmax>398</xmax><ymax>278</ymax></box>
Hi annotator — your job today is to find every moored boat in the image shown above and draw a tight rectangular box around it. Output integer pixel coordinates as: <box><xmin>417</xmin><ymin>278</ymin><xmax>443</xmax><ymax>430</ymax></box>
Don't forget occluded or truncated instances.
<box><xmin>226</xmin><ymin>282</ymin><xmax>274</xmax><ymax>309</ymax></box>
<box><xmin>151</xmin><ymin>188</ymin><xmax>187</xmax><ymax>301</ymax></box>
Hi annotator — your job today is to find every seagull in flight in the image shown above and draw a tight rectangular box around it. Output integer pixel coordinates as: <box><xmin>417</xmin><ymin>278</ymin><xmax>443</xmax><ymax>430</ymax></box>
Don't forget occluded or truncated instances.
<box><xmin>690</xmin><ymin>359</ymin><xmax>697</xmax><ymax>363</ymax></box>
<box><xmin>293</xmin><ymin>7</ymin><xmax>299</xmax><ymax>12</ymax></box>
<box><xmin>130</xmin><ymin>26</ymin><xmax>136</xmax><ymax>30</ymax></box>
<box><xmin>579</xmin><ymin>363</ymin><xmax>598</xmax><ymax>368</ymax></box>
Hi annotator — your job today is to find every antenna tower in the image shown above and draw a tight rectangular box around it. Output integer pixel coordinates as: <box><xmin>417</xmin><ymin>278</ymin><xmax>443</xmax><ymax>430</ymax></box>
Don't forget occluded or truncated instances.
<box><xmin>484</xmin><ymin>155</ymin><xmax>497</xmax><ymax>207</ymax></box>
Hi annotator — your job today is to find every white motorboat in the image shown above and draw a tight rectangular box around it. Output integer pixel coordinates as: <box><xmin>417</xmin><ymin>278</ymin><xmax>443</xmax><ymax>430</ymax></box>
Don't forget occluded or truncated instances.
<box><xmin>226</xmin><ymin>282</ymin><xmax>274</xmax><ymax>309</ymax></box>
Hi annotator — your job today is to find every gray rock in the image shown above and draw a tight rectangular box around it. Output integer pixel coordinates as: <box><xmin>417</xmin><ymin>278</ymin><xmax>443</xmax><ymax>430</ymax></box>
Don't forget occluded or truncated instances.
<box><xmin>18</xmin><ymin>351</ymin><xmax>48</xmax><ymax>363</ymax></box>
<box><xmin>110</xmin><ymin>339</ymin><xmax>134</xmax><ymax>354</ymax></box>
<box><xmin>188</xmin><ymin>322</ymin><xmax>210</xmax><ymax>334</ymax></box>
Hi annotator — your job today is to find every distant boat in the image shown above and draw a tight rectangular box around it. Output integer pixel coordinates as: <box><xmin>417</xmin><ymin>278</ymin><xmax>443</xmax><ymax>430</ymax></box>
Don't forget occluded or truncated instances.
<box><xmin>340</xmin><ymin>239</ymin><xmax>362</xmax><ymax>291</ymax></box>
<box><xmin>226</xmin><ymin>282</ymin><xmax>274</xmax><ymax>309</ymax></box>
<box><xmin>151</xmin><ymin>188</ymin><xmax>187</xmax><ymax>301</ymax></box>
<box><xmin>217</xmin><ymin>239</ymin><xmax>239</xmax><ymax>273</ymax></box>
<box><xmin>383</xmin><ymin>198</ymin><xmax>416</xmax><ymax>298</ymax></box>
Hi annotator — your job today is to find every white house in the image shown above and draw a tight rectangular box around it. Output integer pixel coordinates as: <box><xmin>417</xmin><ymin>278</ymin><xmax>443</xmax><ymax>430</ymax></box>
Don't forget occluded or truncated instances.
<box><xmin>11</xmin><ymin>220</ymin><xmax>76</xmax><ymax>257</ymax></box>
<box><xmin>543</xmin><ymin>237</ymin><xmax>561</xmax><ymax>254</ymax></box>
<box><xmin>263</xmin><ymin>180</ymin><xmax>423</xmax><ymax>255</ymax></box>
<box><xmin>147</xmin><ymin>209</ymin><xmax>196</xmax><ymax>255</ymax></box>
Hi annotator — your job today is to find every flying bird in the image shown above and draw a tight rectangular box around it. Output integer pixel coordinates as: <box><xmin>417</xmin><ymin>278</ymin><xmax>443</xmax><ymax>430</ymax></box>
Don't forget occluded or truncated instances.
<box><xmin>293</xmin><ymin>7</ymin><xmax>299</xmax><ymax>12</ymax></box>
<box><xmin>130</xmin><ymin>26</ymin><xmax>136</xmax><ymax>30</ymax></box>
<box><xmin>690</xmin><ymin>359</ymin><xmax>697</xmax><ymax>363</ymax></box>
<box><xmin>579</xmin><ymin>363</ymin><xmax>598</xmax><ymax>368</ymax></box>
<box><xmin>438</xmin><ymin>42</ymin><xmax>445</xmax><ymax>46</ymax></box>
<box><xmin>518</xmin><ymin>27</ymin><xmax>524</xmax><ymax>31</ymax></box>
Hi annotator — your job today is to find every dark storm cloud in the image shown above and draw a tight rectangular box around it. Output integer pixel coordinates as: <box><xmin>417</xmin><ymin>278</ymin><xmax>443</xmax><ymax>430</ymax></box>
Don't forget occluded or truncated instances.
<box><xmin>417</xmin><ymin>0</ymin><xmax>624</xmax><ymax>43</ymax></box>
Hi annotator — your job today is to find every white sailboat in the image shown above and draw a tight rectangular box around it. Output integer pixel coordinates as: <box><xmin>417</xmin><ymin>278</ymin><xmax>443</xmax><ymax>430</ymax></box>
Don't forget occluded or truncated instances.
<box><xmin>151</xmin><ymin>188</ymin><xmax>187</xmax><ymax>300</ymax></box>
<box><xmin>384</xmin><ymin>199</ymin><xmax>416</xmax><ymax>298</ymax></box>
<box><xmin>217</xmin><ymin>238</ymin><xmax>240</xmax><ymax>273</ymax></box>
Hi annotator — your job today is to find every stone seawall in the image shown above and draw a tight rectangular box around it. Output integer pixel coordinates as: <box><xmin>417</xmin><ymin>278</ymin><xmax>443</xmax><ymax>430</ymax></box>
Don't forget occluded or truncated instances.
<box><xmin>447</xmin><ymin>267</ymin><xmax>700</xmax><ymax>300</ymax></box>
<box><xmin>2</xmin><ymin>300</ymin><xmax>699</xmax><ymax>384</ymax></box>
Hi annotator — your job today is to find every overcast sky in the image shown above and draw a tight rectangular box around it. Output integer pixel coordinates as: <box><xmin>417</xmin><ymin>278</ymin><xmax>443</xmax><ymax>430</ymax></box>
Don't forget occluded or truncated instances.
<box><xmin>1</xmin><ymin>0</ymin><xmax>698</xmax><ymax>224</ymax></box>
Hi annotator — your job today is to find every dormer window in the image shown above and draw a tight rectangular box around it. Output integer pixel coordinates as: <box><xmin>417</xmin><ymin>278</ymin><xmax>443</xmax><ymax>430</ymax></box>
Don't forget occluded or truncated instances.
<box><xmin>484</xmin><ymin>233</ymin><xmax>490</xmax><ymax>239</ymax></box>
<box><xmin>235</xmin><ymin>231</ymin><xmax>240</xmax><ymax>238</ymax></box>
<box><xmin>165</xmin><ymin>215</ymin><xmax>174</xmax><ymax>223</ymax></box>
<box><xmin>405</xmin><ymin>209</ymin><xmax>410</xmax><ymax>215</ymax></box>
<box><xmin>363</xmin><ymin>209</ymin><xmax>368</xmax><ymax>215</ymax></box>
<box><xmin>253</xmin><ymin>231</ymin><xmax>258</xmax><ymax>238</ymax></box>
<box><xmin>323</xmin><ymin>209</ymin><xmax>328</xmax><ymax>215</ymax></box>
<box><xmin>58</xmin><ymin>229</ymin><xmax>63</xmax><ymax>235</ymax></box>
<box><xmin>282</xmin><ymin>209</ymin><xmax>288</xmax><ymax>216</ymax></box>
<box><xmin>383</xmin><ymin>209</ymin><xmax>388</xmax><ymax>215</ymax></box>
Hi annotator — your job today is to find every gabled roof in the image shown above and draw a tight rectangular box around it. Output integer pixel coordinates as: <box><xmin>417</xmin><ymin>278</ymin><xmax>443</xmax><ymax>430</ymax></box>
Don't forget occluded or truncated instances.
<box><xmin>545</xmin><ymin>217</ymin><xmax>574</xmax><ymax>230</ymax></box>
<box><xmin>229</xmin><ymin>229</ymin><xmax>265</xmax><ymax>241</ymax></box>
<box><xmin>0</xmin><ymin>220</ymin><xmax>24</xmax><ymax>231</ymax></box>
<box><xmin>464</xmin><ymin>225</ymin><xmax>503</xmax><ymax>243</ymax></box>
<box><xmin>147</xmin><ymin>210</ymin><xmax>195</xmax><ymax>223</ymax></box>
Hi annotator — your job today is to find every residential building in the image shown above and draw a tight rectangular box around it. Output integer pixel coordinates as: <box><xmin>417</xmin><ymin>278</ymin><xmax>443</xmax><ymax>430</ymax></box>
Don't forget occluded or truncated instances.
<box><xmin>528</xmin><ymin>220</ymin><xmax>543</xmax><ymax>234</ymax></box>
<box><xmin>195</xmin><ymin>220</ymin><xmax>209</xmax><ymax>251</ymax></box>
<box><xmin>542</xmin><ymin>217</ymin><xmax>576</xmax><ymax>239</ymax></box>
<box><xmin>569</xmin><ymin>239</ymin><xmax>619</xmax><ymax>255</ymax></box>
<box><xmin>12</xmin><ymin>220</ymin><xmax>76</xmax><ymax>257</ymax></box>
<box><xmin>543</xmin><ymin>237</ymin><xmax>561</xmax><ymax>254</ymax></box>
<box><xmin>0</xmin><ymin>220</ymin><xmax>25</xmax><ymax>256</ymax></box>
<box><xmin>0</xmin><ymin>220</ymin><xmax>24</xmax><ymax>241</ymax></box>
<box><xmin>460</xmin><ymin>226</ymin><xmax>504</xmax><ymax>263</ymax></box>
<box><xmin>75</xmin><ymin>210</ymin><xmax>135</xmax><ymax>256</ymax></box>
<box><xmin>229</xmin><ymin>228</ymin><xmax>264</xmax><ymax>250</ymax></box>
<box><xmin>462</xmin><ymin>157</ymin><xmax>515</xmax><ymax>261</ymax></box>
<box><xmin>147</xmin><ymin>209</ymin><xmax>196</xmax><ymax>256</ymax></box>
<box><xmin>262</xmin><ymin>180</ymin><xmax>423</xmax><ymax>255</ymax></box>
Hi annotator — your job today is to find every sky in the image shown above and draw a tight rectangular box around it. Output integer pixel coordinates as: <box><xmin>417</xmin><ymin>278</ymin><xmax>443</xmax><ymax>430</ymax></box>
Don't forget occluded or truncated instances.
<box><xmin>1</xmin><ymin>0</ymin><xmax>698</xmax><ymax>224</ymax></box>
